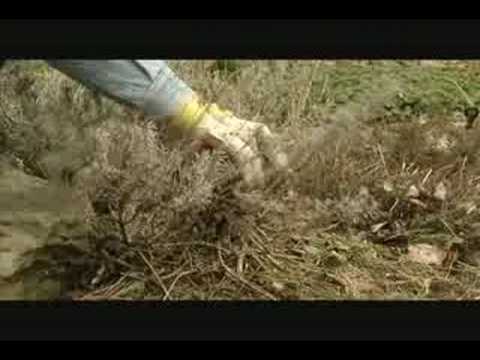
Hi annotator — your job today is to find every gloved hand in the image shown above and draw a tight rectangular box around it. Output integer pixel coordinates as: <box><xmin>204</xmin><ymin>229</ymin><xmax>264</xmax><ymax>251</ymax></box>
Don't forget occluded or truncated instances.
<box><xmin>170</xmin><ymin>96</ymin><xmax>289</xmax><ymax>187</ymax></box>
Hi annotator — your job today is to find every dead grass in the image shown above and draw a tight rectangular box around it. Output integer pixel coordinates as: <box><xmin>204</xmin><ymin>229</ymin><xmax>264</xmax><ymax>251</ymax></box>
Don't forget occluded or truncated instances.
<box><xmin>2</xmin><ymin>60</ymin><xmax>480</xmax><ymax>300</ymax></box>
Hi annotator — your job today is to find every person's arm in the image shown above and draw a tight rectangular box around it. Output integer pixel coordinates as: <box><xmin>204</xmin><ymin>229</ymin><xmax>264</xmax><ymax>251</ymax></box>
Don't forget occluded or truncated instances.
<box><xmin>47</xmin><ymin>60</ymin><xmax>288</xmax><ymax>186</ymax></box>
<box><xmin>47</xmin><ymin>60</ymin><xmax>196</xmax><ymax>119</ymax></box>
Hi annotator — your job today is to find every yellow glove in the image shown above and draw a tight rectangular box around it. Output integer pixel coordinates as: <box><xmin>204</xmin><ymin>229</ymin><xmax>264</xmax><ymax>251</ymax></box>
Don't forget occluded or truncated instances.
<box><xmin>170</xmin><ymin>96</ymin><xmax>288</xmax><ymax>187</ymax></box>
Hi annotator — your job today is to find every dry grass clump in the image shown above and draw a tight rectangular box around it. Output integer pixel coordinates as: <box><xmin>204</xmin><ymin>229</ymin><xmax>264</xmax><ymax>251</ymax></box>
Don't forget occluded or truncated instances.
<box><xmin>74</xmin><ymin>106</ymin><xmax>480</xmax><ymax>301</ymax></box>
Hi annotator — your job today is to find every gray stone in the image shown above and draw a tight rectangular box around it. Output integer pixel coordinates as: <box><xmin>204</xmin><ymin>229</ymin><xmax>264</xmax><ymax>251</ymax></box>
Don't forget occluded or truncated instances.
<box><xmin>0</xmin><ymin>164</ymin><xmax>90</xmax><ymax>299</ymax></box>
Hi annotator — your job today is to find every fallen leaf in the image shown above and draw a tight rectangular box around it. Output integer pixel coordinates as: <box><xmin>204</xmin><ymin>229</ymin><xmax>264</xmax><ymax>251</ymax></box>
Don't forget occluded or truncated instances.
<box><xmin>409</xmin><ymin>198</ymin><xmax>428</xmax><ymax>209</ymax></box>
<box><xmin>371</xmin><ymin>222</ymin><xmax>389</xmax><ymax>233</ymax></box>
<box><xmin>434</xmin><ymin>182</ymin><xmax>448</xmax><ymax>202</ymax></box>
<box><xmin>467</xmin><ymin>205</ymin><xmax>477</xmax><ymax>215</ymax></box>
<box><xmin>383</xmin><ymin>181</ymin><xmax>394</xmax><ymax>193</ymax></box>
<box><xmin>435</xmin><ymin>135</ymin><xmax>452</xmax><ymax>151</ymax></box>
<box><xmin>359</xmin><ymin>186</ymin><xmax>370</xmax><ymax>197</ymax></box>
<box><xmin>287</xmin><ymin>190</ymin><xmax>298</xmax><ymax>199</ymax></box>
<box><xmin>90</xmin><ymin>265</ymin><xmax>106</xmax><ymax>286</ymax></box>
<box><xmin>406</xmin><ymin>185</ymin><xmax>420</xmax><ymax>198</ymax></box>
<box><xmin>408</xmin><ymin>244</ymin><xmax>447</xmax><ymax>266</ymax></box>
<box><xmin>418</xmin><ymin>116</ymin><xmax>429</xmax><ymax>125</ymax></box>
<box><xmin>272</xmin><ymin>282</ymin><xmax>285</xmax><ymax>291</ymax></box>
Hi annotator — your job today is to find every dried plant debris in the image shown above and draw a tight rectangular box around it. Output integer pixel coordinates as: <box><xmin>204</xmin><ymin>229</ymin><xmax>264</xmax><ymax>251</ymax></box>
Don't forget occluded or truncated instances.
<box><xmin>2</xmin><ymin>60</ymin><xmax>480</xmax><ymax>300</ymax></box>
